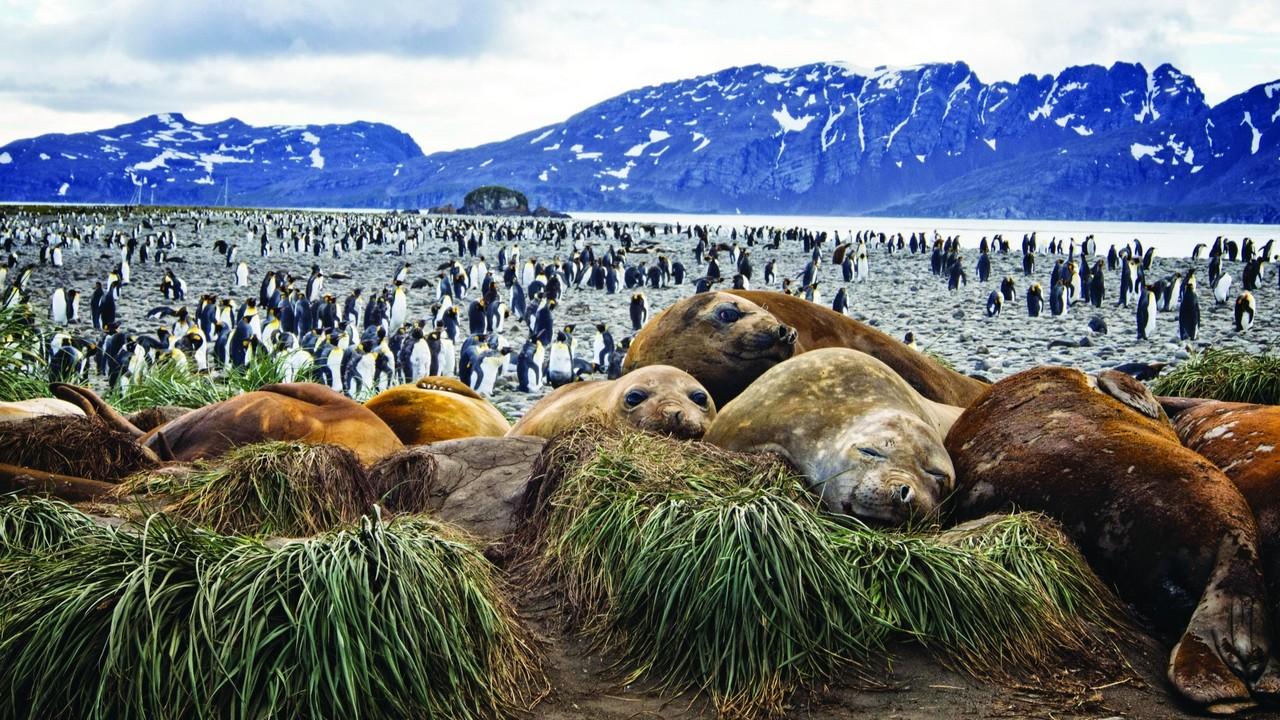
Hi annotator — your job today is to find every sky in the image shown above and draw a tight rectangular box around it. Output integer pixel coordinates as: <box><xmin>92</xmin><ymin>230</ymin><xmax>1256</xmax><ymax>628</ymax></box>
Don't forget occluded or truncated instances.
<box><xmin>0</xmin><ymin>0</ymin><xmax>1277</xmax><ymax>153</ymax></box>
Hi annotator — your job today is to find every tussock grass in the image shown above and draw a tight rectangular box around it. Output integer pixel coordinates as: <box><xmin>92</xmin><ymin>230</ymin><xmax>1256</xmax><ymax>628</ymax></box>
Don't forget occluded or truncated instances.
<box><xmin>0</xmin><ymin>498</ymin><xmax>541</xmax><ymax>720</ymax></box>
<box><xmin>525</xmin><ymin>423</ymin><xmax>1129</xmax><ymax>717</ymax></box>
<box><xmin>109</xmin><ymin>353</ymin><xmax>314</xmax><ymax>413</ymax></box>
<box><xmin>0</xmin><ymin>415</ymin><xmax>158</xmax><ymax>482</ymax></box>
<box><xmin>1151</xmin><ymin>347</ymin><xmax>1280</xmax><ymax>404</ymax></box>
<box><xmin>121</xmin><ymin>441</ymin><xmax>375</xmax><ymax>536</ymax></box>
<box><xmin>0</xmin><ymin>303</ymin><xmax>49</xmax><ymax>402</ymax></box>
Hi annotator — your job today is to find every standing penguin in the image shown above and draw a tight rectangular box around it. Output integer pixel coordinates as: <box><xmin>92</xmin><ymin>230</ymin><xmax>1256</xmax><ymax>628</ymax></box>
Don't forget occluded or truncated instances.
<box><xmin>234</xmin><ymin>261</ymin><xmax>249</xmax><ymax>287</ymax></box>
<box><xmin>1235</xmin><ymin>292</ymin><xmax>1256</xmax><ymax>332</ymax></box>
<box><xmin>591</xmin><ymin>323</ymin><xmax>614</xmax><ymax>372</ymax></box>
<box><xmin>1088</xmin><ymin>262</ymin><xmax>1105</xmax><ymax>307</ymax></box>
<box><xmin>49</xmin><ymin>288</ymin><xmax>68</xmax><ymax>325</ymax></box>
<box><xmin>1178</xmin><ymin>282</ymin><xmax>1201</xmax><ymax>341</ymax></box>
<box><xmin>516</xmin><ymin>337</ymin><xmax>544</xmax><ymax>392</ymax></box>
<box><xmin>1212</xmin><ymin>273</ymin><xmax>1233</xmax><ymax>305</ymax></box>
<box><xmin>976</xmin><ymin>252</ymin><xmax>991</xmax><ymax>283</ymax></box>
<box><xmin>629</xmin><ymin>292</ymin><xmax>649</xmax><ymax>332</ymax></box>
<box><xmin>546</xmin><ymin>331</ymin><xmax>575</xmax><ymax>388</ymax></box>
<box><xmin>1026</xmin><ymin>284</ymin><xmax>1043</xmax><ymax>317</ymax></box>
<box><xmin>1000</xmin><ymin>276</ymin><xmax>1016</xmax><ymax>302</ymax></box>
<box><xmin>1136</xmin><ymin>286</ymin><xmax>1157</xmax><ymax>340</ymax></box>
<box><xmin>1050</xmin><ymin>280</ymin><xmax>1068</xmax><ymax>317</ymax></box>
<box><xmin>831</xmin><ymin>287</ymin><xmax>849</xmax><ymax>316</ymax></box>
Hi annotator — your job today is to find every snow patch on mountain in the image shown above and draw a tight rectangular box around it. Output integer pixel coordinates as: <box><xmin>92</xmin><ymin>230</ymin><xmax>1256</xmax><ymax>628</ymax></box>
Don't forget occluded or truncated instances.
<box><xmin>773</xmin><ymin>105</ymin><xmax>815</xmax><ymax>133</ymax></box>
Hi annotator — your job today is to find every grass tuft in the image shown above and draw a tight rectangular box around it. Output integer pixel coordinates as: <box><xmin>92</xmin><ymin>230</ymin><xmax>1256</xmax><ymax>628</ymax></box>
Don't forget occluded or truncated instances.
<box><xmin>0</xmin><ymin>415</ymin><xmax>159</xmax><ymax>482</ymax></box>
<box><xmin>121</xmin><ymin>441</ymin><xmax>375</xmax><ymax>536</ymax></box>
<box><xmin>0</xmin><ymin>499</ymin><xmax>541</xmax><ymax>720</ymax></box>
<box><xmin>0</xmin><ymin>303</ymin><xmax>50</xmax><ymax>402</ymax></box>
<box><xmin>1151</xmin><ymin>347</ymin><xmax>1280</xmax><ymax>404</ymax></box>
<box><xmin>525</xmin><ymin>423</ymin><xmax>1129</xmax><ymax>717</ymax></box>
<box><xmin>108</xmin><ymin>353</ymin><xmax>314</xmax><ymax>413</ymax></box>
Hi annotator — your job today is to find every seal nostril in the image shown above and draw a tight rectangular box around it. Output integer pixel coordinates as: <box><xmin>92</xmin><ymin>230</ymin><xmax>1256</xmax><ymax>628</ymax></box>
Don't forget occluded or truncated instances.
<box><xmin>841</xmin><ymin>500</ymin><xmax>853</xmax><ymax>515</ymax></box>
<box><xmin>897</xmin><ymin>485</ymin><xmax>913</xmax><ymax>503</ymax></box>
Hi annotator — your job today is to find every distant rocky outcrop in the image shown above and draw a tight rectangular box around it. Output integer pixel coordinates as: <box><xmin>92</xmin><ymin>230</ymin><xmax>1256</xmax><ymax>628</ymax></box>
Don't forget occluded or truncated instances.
<box><xmin>462</xmin><ymin>185</ymin><xmax>528</xmax><ymax>215</ymax></box>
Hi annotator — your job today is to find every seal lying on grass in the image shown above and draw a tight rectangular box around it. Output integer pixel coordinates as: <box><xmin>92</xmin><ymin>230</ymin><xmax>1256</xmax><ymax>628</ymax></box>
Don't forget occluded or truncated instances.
<box><xmin>53</xmin><ymin>382</ymin><xmax>403</xmax><ymax>465</ymax></box>
<box><xmin>705</xmin><ymin>348</ymin><xmax>960</xmax><ymax>525</ymax></box>
<box><xmin>509</xmin><ymin>365</ymin><xmax>715</xmax><ymax>440</ymax></box>
<box><xmin>945</xmin><ymin>367</ymin><xmax>1278</xmax><ymax>714</ymax></box>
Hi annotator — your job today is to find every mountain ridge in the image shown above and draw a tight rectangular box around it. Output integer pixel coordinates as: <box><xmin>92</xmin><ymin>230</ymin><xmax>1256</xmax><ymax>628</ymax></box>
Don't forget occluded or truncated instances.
<box><xmin>0</xmin><ymin>60</ymin><xmax>1277</xmax><ymax>222</ymax></box>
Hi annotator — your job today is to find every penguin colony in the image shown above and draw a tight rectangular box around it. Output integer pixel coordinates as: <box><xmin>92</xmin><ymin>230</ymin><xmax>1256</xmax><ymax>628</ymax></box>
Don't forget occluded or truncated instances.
<box><xmin>6</xmin><ymin>207</ymin><xmax>1276</xmax><ymax>417</ymax></box>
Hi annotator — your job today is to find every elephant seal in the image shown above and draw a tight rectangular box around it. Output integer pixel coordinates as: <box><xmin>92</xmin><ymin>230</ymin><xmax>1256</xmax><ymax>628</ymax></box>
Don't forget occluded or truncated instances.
<box><xmin>54</xmin><ymin>382</ymin><xmax>403</xmax><ymax>465</ymax></box>
<box><xmin>366</xmin><ymin>377</ymin><xmax>511</xmax><ymax>445</ymax></box>
<box><xmin>623</xmin><ymin>290</ymin><xmax>985</xmax><ymax>409</ymax></box>
<box><xmin>622</xmin><ymin>291</ymin><xmax>797</xmax><ymax>409</ymax></box>
<box><xmin>508</xmin><ymin>365</ymin><xmax>715</xmax><ymax>440</ymax></box>
<box><xmin>728</xmin><ymin>291</ymin><xmax>987</xmax><ymax>407</ymax></box>
<box><xmin>0</xmin><ymin>398</ymin><xmax>85</xmax><ymax>423</ymax></box>
<box><xmin>1173</xmin><ymin>401</ymin><xmax>1280</xmax><ymax>636</ymax></box>
<box><xmin>705</xmin><ymin>348</ymin><xmax>961</xmax><ymax>524</ymax></box>
<box><xmin>945</xmin><ymin>367</ymin><xmax>1276</xmax><ymax>713</ymax></box>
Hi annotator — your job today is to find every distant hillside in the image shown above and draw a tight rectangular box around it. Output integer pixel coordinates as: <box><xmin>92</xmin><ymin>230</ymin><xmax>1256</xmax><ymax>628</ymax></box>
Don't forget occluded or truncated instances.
<box><xmin>1</xmin><ymin>61</ymin><xmax>1277</xmax><ymax>222</ymax></box>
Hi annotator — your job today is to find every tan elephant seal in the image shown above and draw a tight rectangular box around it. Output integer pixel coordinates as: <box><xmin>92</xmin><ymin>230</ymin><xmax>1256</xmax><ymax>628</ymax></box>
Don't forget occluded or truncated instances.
<box><xmin>53</xmin><ymin>382</ymin><xmax>403</xmax><ymax>465</ymax></box>
<box><xmin>621</xmin><ymin>291</ymin><xmax>798</xmax><ymax>408</ymax></box>
<box><xmin>365</xmin><ymin>376</ymin><xmax>511</xmax><ymax>445</ymax></box>
<box><xmin>704</xmin><ymin>348</ymin><xmax>961</xmax><ymax>524</ymax></box>
<box><xmin>508</xmin><ymin>365</ymin><xmax>715</xmax><ymax>440</ymax></box>
<box><xmin>945</xmin><ymin>367</ymin><xmax>1277</xmax><ymax>713</ymax></box>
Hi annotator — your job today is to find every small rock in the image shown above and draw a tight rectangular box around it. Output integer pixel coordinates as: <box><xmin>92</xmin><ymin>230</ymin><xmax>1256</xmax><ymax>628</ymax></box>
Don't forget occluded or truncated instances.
<box><xmin>952</xmin><ymin>310</ymin><xmax>965</xmax><ymax>320</ymax></box>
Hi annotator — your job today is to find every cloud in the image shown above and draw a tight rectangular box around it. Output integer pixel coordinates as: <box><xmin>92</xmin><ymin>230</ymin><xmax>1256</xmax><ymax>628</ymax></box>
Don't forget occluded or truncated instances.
<box><xmin>0</xmin><ymin>0</ymin><xmax>1276</xmax><ymax>153</ymax></box>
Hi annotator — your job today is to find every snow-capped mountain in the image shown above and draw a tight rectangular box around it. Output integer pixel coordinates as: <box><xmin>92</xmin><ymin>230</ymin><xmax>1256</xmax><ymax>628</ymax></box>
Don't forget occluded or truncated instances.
<box><xmin>0</xmin><ymin>113</ymin><xmax>422</xmax><ymax>206</ymax></box>
<box><xmin>0</xmin><ymin>61</ymin><xmax>1276</xmax><ymax>221</ymax></box>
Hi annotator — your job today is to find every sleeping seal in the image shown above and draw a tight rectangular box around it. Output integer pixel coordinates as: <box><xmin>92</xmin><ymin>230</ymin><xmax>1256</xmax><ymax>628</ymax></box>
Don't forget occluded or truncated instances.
<box><xmin>705</xmin><ymin>348</ymin><xmax>961</xmax><ymax>524</ymax></box>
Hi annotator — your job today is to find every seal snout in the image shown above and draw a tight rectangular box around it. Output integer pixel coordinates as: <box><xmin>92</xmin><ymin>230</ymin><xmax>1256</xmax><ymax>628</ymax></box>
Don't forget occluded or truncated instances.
<box><xmin>777</xmin><ymin>324</ymin><xmax>797</xmax><ymax>345</ymax></box>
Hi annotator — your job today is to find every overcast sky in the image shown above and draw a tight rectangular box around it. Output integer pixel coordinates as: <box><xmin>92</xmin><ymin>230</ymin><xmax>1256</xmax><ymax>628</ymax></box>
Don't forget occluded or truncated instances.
<box><xmin>1</xmin><ymin>0</ymin><xmax>1277</xmax><ymax>153</ymax></box>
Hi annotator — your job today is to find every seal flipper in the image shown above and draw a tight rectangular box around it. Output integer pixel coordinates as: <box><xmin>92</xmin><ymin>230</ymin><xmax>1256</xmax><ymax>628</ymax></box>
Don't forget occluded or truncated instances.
<box><xmin>1094</xmin><ymin>370</ymin><xmax>1168</xmax><ymax>424</ymax></box>
<box><xmin>50</xmin><ymin>383</ymin><xmax>145</xmax><ymax>439</ymax></box>
<box><xmin>1168</xmin><ymin>534</ymin><xmax>1270</xmax><ymax>714</ymax></box>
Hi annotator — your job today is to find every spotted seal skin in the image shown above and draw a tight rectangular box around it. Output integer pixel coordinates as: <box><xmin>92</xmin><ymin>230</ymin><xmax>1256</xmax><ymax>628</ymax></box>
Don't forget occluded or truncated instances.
<box><xmin>945</xmin><ymin>367</ymin><xmax>1277</xmax><ymax>714</ymax></box>
<box><xmin>705</xmin><ymin>348</ymin><xmax>960</xmax><ymax>525</ymax></box>
<box><xmin>366</xmin><ymin>376</ymin><xmax>511</xmax><ymax>445</ymax></box>
<box><xmin>508</xmin><ymin>364</ymin><xmax>715</xmax><ymax>440</ymax></box>
<box><xmin>622</xmin><ymin>291</ymin><xmax>797</xmax><ymax>409</ymax></box>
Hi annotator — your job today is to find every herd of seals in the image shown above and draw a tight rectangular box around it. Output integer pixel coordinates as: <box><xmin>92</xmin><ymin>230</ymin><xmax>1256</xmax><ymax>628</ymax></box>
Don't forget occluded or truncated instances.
<box><xmin>2</xmin><ymin>205</ymin><xmax>1280</xmax><ymax>713</ymax></box>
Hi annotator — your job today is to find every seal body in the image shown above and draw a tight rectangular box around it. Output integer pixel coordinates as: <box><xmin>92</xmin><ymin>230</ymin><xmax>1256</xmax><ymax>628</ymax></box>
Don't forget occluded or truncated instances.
<box><xmin>0</xmin><ymin>398</ymin><xmax>85</xmax><ymax>424</ymax></box>
<box><xmin>727</xmin><ymin>291</ymin><xmax>987</xmax><ymax>407</ymax></box>
<box><xmin>508</xmin><ymin>365</ymin><xmax>715</xmax><ymax>440</ymax></box>
<box><xmin>142</xmin><ymin>383</ymin><xmax>403</xmax><ymax>464</ymax></box>
<box><xmin>365</xmin><ymin>376</ymin><xmax>511</xmax><ymax>445</ymax></box>
<box><xmin>1173</xmin><ymin>401</ymin><xmax>1280</xmax><ymax>635</ymax></box>
<box><xmin>706</xmin><ymin>348</ymin><xmax>959</xmax><ymax>524</ymax></box>
<box><xmin>624</xmin><ymin>290</ymin><xmax>984</xmax><ymax>409</ymax></box>
<box><xmin>945</xmin><ymin>367</ymin><xmax>1274</xmax><ymax>712</ymax></box>
<box><xmin>622</xmin><ymin>291</ymin><xmax>797</xmax><ymax>409</ymax></box>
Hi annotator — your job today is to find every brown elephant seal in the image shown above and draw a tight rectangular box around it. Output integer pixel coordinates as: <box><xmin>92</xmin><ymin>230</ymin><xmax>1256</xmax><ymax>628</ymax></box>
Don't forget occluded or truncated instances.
<box><xmin>54</xmin><ymin>382</ymin><xmax>403</xmax><ymax>465</ymax></box>
<box><xmin>945</xmin><ymin>367</ymin><xmax>1276</xmax><ymax>713</ymax></box>
<box><xmin>728</xmin><ymin>291</ymin><xmax>987</xmax><ymax>406</ymax></box>
<box><xmin>622</xmin><ymin>291</ymin><xmax>797</xmax><ymax>409</ymax></box>
<box><xmin>705</xmin><ymin>348</ymin><xmax>960</xmax><ymax>524</ymax></box>
<box><xmin>1172</xmin><ymin>401</ymin><xmax>1280</xmax><ymax>642</ymax></box>
<box><xmin>623</xmin><ymin>290</ymin><xmax>984</xmax><ymax>409</ymax></box>
<box><xmin>508</xmin><ymin>365</ymin><xmax>715</xmax><ymax>440</ymax></box>
<box><xmin>365</xmin><ymin>376</ymin><xmax>510</xmax><ymax>445</ymax></box>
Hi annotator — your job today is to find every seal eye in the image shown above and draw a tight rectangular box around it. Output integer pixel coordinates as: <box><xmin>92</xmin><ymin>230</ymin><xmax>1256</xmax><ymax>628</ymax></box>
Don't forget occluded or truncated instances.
<box><xmin>688</xmin><ymin>390</ymin><xmax>709</xmax><ymax>408</ymax></box>
<box><xmin>859</xmin><ymin>447</ymin><xmax>885</xmax><ymax>459</ymax></box>
<box><xmin>715</xmin><ymin>306</ymin><xmax>742</xmax><ymax>323</ymax></box>
<box><xmin>623</xmin><ymin>389</ymin><xmax>648</xmax><ymax>408</ymax></box>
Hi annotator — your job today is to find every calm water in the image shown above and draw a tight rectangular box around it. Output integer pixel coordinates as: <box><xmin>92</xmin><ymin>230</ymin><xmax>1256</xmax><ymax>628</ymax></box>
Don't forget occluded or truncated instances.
<box><xmin>576</xmin><ymin>211</ymin><xmax>1280</xmax><ymax>260</ymax></box>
